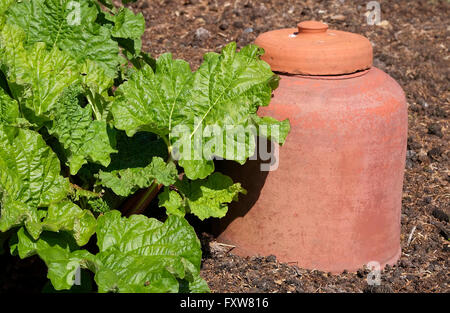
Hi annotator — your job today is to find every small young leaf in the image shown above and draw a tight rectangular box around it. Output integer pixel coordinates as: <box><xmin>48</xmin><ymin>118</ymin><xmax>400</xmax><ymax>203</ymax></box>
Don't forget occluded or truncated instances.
<box><xmin>98</xmin><ymin>157</ymin><xmax>177</xmax><ymax>197</ymax></box>
<box><xmin>159</xmin><ymin>172</ymin><xmax>246</xmax><ymax>220</ymax></box>
<box><xmin>158</xmin><ymin>188</ymin><xmax>185</xmax><ymax>217</ymax></box>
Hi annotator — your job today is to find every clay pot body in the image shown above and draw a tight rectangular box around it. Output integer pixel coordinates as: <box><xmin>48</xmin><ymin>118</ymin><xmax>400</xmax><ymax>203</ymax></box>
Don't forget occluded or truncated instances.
<box><xmin>215</xmin><ymin>66</ymin><xmax>407</xmax><ymax>273</ymax></box>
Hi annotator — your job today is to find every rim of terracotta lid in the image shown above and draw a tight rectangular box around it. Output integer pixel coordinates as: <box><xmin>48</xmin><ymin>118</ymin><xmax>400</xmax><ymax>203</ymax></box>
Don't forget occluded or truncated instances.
<box><xmin>254</xmin><ymin>20</ymin><xmax>373</xmax><ymax>76</ymax></box>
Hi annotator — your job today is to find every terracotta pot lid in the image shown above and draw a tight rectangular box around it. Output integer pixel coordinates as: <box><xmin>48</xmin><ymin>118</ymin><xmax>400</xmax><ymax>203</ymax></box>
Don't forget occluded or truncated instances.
<box><xmin>254</xmin><ymin>21</ymin><xmax>373</xmax><ymax>76</ymax></box>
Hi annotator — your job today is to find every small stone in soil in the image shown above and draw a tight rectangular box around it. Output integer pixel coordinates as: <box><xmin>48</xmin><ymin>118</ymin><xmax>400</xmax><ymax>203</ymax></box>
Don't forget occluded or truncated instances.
<box><xmin>357</xmin><ymin>269</ymin><xmax>365</xmax><ymax>278</ymax></box>
<box><xmin>432</xmin><ymin>208</ymin><xmax>449</xmax><ymax>222</ymax></box>
<box><xmin>406</xmin><ymin>149</ymin><xmax>417</xmax><ymax>159</ymax></box>
<box><xmin>219</xmin><ymin>23</ymin><xmax>228</xmax><ymax>30</ymax></box>
<box><xmin>418</xmin><ymin>149</ymin><xmax>429</xmax><ymax>162</ymax></box>
<box><xmin>195</xmin><ymin>27</ymin><xmax>210</xmax><ymax>41</ymax></box>
<box><xmin>399</xmin><ymin>259</ymin><xmax>412</xmax><ymax>268</ymax></box>
<box><xmin>438</xmin><ymin>227</ymin><xmax>449</xmax><ymax>240</ymax></box>
<box><xmin>427</xmin><ymin>147</ymin><xmax>442</xmax><ymax>160</ymax></box>
<box><xmin>428</xmin><ymin>123</ymin><xmax>443</xmax><ymax>137</ymax></box>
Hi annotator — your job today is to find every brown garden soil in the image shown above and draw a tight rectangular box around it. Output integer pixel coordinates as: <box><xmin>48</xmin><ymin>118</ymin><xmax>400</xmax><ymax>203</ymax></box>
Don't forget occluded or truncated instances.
<box><xmin>1</xmin><ymin>0</ymin><xmax>448</xmax><ymax>293</ymax></box>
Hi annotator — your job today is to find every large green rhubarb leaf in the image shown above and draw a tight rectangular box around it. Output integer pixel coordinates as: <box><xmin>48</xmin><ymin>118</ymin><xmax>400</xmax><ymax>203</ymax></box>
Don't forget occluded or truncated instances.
<box><xmin>159</xmin><ymin>172</ymin><xmax>246</xmax><ymax>220</ymax></box>
<box><xmin>112</xmin><ymin>53</ymin><xmax>192</xmax><ymax>138</ymax></box>
<box><xmin>11</xmin><ymin>211</ymin><xmax>208</xmax><ymax>292</ymax></box>
<box><xmin>0</xmin><ymin>24</ymin><xmax>80</xmax><ymax>124</ymax></box>
<box><xmin>46</xmin><ymin>85</ymin><xmax>117</xmax><ymax>175</ymax></box>
<box><xmin>110</xmin><ymin>7</ymin><xmax>145</xmax><ymax>40</ymax></box>
<box><xmin>94</xmin><ymin>211</ymin><xmax>208</xmax><ymax>293</ymax></box>
<box><xmin>6</xmin><ymin>0</ymin><xmax>120</xmax><ymax>77</ymax></box>
<box><xmin>112</xmin><ymin>43</ymin><xmax>289</xmax><ymax>180</ymax></box>
<box><xmin>0</xmin><ymin>125</ymin><xmax>70</xmax><ymax>239</ymax></box>
<box><xmin>0</xmin><ymin>23</ymin><xmax>115</xmax><ymax>124</ymax></box>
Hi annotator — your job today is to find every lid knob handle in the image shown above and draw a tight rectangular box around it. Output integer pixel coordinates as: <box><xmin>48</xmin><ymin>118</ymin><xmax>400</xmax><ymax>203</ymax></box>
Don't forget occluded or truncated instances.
<box><xmin>297</xmin><ymin>21</ymin><xmax>328</xmax><ymax>34</ymax></box>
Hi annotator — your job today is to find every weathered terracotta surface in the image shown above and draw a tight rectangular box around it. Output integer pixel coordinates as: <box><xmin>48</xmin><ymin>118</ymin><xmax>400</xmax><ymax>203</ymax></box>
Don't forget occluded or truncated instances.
<box><xmin>254</xmin><ymin>21</ymin><xmax>373</xmax><ymax>75</ymax></box>
<box><xmin>215</xmin><ymin>64</ymin><xmax>407</xmax><ymax>272</ymax></box>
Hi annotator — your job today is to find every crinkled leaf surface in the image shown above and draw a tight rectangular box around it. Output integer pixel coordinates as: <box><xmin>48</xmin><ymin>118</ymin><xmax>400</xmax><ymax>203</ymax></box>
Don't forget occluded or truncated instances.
<box><xmin>160</xmin><ymin>172</ymin><xmax>246</xmax><ymax>220</ymax></box>
<box><xmin>158</xmin><ymin>188</ymin><xmax>185</xmax><ymax>217</ymax></box>
<box><xmin>3</xmin><ymin>164</ymin><xmax>208</xmax><ymax>293</ymax></box>
<box><xmin>10</xmin><ymin>227</ymin><xmax>77</xmax><ymax>259</ymax></box>
<box><xmin>112</xmin><ymin>43</ymin><xmax>289</xmax><ymax>179</ymax></box>
<box><xmin>0</xmin><ymin>86</ymin><xmax>18</xmax><ymax>124</ymax></box>
<box><xmin>7</xmin><ymin>211</ymin><xmax>208</xmax><ymax>293</ymax></box>
<box><xmin>0</xmin><ymin>0</ymin><xmax>13</xmax><ymax>14</ymax></box>
<box><xmin>0</xmin><ymin>24</ymin><xmax>115</xmax><ymax>125</ymax></box>
<box><xmin>0</xmin><ymin>25</ymin><xmax>79</xmax><ymax>123</ymax></box>
<box><xmin>80</xmin><ymin>60</ymin><xmax>115</xmax><ymax>121</ymax></box>
<box><xmin>107</xmin><ymin>7</ymin><xmax>145</xmax><ymax>57</ymax></box>
<box><xmin>112</xmin><ymin>54</ymin><xmax>192</xmax><ymax>137</ymax></box>
<box><xmin>109</xmin><ymin>7</ymin><xmax>145</xmax><ymax>40</ymax></box>
<box><xmin>98</xmin><ymin>157</ymin><xmax>177</xmax><ymax>197</ymax></box>
<box><xmin>46</xmin><ymin>85</ymin><xmax>117</xmax><ymax>175</ymax></box>
<box><xmin>0</xmin><ymin>125</ymin><xmax>70</xmax><ymax>239</ymax></box>
<box><xmin>6</xmin><ymin>0</ymin><xmax>120</xmax><ymax>77</ymax></box>
<box><xmin>38</xmin><ymin>243</ymin><xmax>96</xmax><ymax>290</ymax></box>
<box><xmin>94</xmin><ymin>211</ymin><xmax>207</xmax><ymax>293</ymax></box>
<box><xmin>70</xmin><ymin>186</ymin><xmax>113</xmax><ymax>214</ymax></box>
<box><xmin>42</xmin><ymin>201</ymin><xmax>96</xmax><ymax>246</ymax></box>
<box><xmin>96</xmin><ymin>131</ymin><xmax>170</xmax><ymax>197</ymax></box>
<box><xmin>0</xmin><ymin>0</ymin><xmax>13</xmax><ymax>26</ymax></box>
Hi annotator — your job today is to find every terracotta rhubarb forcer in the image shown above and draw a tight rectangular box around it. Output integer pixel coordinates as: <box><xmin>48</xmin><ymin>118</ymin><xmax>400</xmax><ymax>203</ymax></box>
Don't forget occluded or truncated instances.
<box><xmin>214</xmin><ymin>21</ymin><xmax>408</xmax><ymax>273</ymax></box>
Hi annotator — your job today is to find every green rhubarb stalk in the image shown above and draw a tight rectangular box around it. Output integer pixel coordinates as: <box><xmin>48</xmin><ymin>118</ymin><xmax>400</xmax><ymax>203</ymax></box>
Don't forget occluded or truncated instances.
<box><xmin>123</xmin><ymin>181</ymin><xmax>161</xmax><ymax>216</ymax></box>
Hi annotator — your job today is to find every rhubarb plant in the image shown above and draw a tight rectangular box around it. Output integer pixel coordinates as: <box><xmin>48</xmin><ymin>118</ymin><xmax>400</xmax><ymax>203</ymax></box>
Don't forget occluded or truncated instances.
<box><xmin>0</xmin><ymin>0</ymin><xmax>289</xmax><ymax>293</ymax></box>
